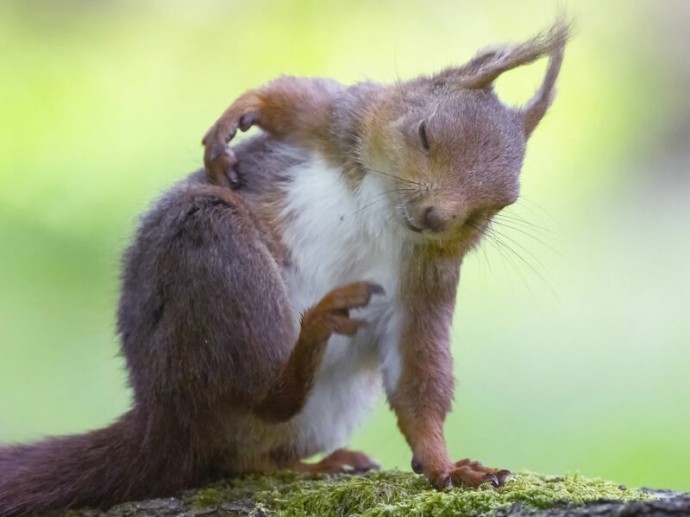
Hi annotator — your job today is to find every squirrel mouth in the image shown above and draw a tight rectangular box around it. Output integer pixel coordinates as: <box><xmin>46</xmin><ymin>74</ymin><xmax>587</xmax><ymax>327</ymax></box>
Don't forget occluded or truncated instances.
<box><xmin>404</xmin><ymin>220</ymin><xmax>423</xmax><ymax>233</ymax></box>
<box><xmin>401</xmin><ymin>212</ymin><xmax>423</xmax><ymax>233</ymax></box>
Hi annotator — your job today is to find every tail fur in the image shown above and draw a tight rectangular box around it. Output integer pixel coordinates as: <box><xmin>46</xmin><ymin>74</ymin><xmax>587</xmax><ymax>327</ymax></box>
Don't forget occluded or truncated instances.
<box><xmin>0</xmin><ymin>410</ymin><xmax>198</xmax><ymax>516</ymax></box>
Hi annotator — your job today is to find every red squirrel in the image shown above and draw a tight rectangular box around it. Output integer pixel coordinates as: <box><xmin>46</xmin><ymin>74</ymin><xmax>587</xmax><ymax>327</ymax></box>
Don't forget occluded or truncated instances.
<box><xmin>0</xmin><ymin>21</ymin><xmax>568</xmax><ymax>515</ymax></box>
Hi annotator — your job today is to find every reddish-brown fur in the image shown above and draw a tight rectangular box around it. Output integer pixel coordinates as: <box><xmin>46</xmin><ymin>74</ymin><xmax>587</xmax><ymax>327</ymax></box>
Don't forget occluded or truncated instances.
<box><xmin>201</xmin><ymin>19</ymin><xmax>568</xmax><ymax>491</ymax></box>
<box><xmin>255</xmin><ymin>281</ymin><xmax>384</xmax><ymax>423</ymax></box>
<box><xmin>0</xmin><ymin>21</ymin><xmax>568</xmax><ymax>515</ymax></box>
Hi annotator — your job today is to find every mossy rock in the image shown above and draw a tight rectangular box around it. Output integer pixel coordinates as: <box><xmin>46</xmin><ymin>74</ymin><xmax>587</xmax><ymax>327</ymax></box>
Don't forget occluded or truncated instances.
<box><xmin>67</xmin><ymin>471</ymin><xmax>690</xmax><ymax>516</ymax></box>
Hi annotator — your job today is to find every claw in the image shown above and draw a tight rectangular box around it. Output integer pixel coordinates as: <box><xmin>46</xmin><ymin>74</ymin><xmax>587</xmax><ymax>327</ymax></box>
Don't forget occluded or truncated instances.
<box><xmin>443</xmin><ymin>476</ymin><xmax>453</xmax><ymax>491</ymax></box>
<box><xmin>368</xmin><ymin>283</ymin><xmax>385</xmax><ymax>296</ymax></box>
<box><xmin>224</xmin><ymin>127</ymin><xmax>238</xmax><ymax>144</ymax></box>
<box><xmin>441</xmin><ymin>458</ymin><xmax>510</xmax><ymax>490</ymax></box>
<box><xmin>482</xmin><ymin>473</ymin><xmax>500</xmax><ymax>488</ymax></box>
<box><xmin>227</xmin><ymin>167</ymin><xmax>241</xmax><ymax>189</ymax></box>
<box><xmin>238</xmin><ymin>113</ymin><xmax>255</xmax><ymax>132</ymax></box>
<box><xmin>496</xmin><ymin>469</ymin><xmax>511</xmax><ymax>486</ymax></box>
<box><xmin>300</xmin><ymin>449</ymin><xmax>379</xmax><ymax>475</ymax></box>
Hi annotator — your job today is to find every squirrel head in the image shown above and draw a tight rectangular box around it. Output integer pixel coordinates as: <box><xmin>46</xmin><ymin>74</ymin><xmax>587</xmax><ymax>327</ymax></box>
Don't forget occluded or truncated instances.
<box><xmin>358</xmin><ymin>20</ymin><xmax>569</xmax><ymax>241</ymax></box>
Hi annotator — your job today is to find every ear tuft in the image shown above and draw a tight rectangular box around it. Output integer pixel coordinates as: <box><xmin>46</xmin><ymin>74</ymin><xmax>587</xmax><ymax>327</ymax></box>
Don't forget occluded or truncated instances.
<box><xmin>518</xmin><ymin>18</ymin><xmax>571</xmax><ymax>136</ymax></box>
<box><xmin>433</xmin><ymin>17</ymin><xmax>571</xmax><ymax>136</ymax></box>
<box><xmin>460</xmin><ymin>19</ymin><xmax>570</xmax><ymax>90</ymax></box>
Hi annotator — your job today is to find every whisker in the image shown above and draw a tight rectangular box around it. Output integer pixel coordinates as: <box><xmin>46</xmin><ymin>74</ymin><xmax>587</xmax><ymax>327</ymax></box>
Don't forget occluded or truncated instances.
<box><xmin>466</xmin><ymin>218</ymin><xmax>549</xmax><ymax>293</ymax></box>
<box><xmin>491</xmin><ymin>219</ymin><xmax>563</xmax><ymax>257</ymax></box>
<box><xmin>344</xmin><ymin>188</ymin><xmax>418</xmax><ymax>219</ymax></box>
<box><xmin>366</xmin><ymin>167</ymin><xmax>424</xmax><ymax>187</ymax></box>
<box><xmin>489</xmin><ymin>227</ymin><xmax>554</xmax><ymax>279</ymax></box>
<box><xmin>467</xmin><ymin>224</ymin><xmax>493</xmax><ymax>277</ymax></box>
<box><xmin>465</xmin><ymin>221</ymin><xmax>500</xmax><ymax>274</ymax></box>
<box><xmin>494</xmin><ymin>212</ymin><xmax>558</xmax><ymax>236</ymax></box>
<box><xmin>494</xmin><ymin>214</ymin><xmax>558</xmax><ymax>235</ymax></box>
<box><xmin>481</xmin><ymin>226</ymin><xmax>530</xmax><ymax>287</ymax></box>
<box><xmin>485</xmin><ymin>225</ymin><xmax>560</xmax><ymax>299</ymax></box>
<box><xmin>514</xmin><ymin>197</ymin><xmax>559</xmax><ymax>226</ymax></box>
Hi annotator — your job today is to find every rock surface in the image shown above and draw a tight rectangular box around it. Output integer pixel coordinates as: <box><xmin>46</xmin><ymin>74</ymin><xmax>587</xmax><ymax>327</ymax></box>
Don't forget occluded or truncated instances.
<box><xmin>65</xmin><ymin>471</ymin><xmax>690</xmax><ymax>516</ymax></box>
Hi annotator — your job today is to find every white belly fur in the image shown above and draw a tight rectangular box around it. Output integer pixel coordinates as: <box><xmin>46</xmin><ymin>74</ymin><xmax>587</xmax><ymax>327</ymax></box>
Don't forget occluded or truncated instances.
<box><xmin>277</xmin><ymin>153</ymin><xmax>405</xmax><ymax>456</ymax></box>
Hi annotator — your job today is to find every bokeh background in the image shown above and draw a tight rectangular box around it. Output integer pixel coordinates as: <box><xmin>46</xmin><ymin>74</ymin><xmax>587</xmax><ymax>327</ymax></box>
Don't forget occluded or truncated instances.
<box><xmin>1</xmin><ymin>0</ymin><xmax>689</xmax><ymax>491</ymax></box>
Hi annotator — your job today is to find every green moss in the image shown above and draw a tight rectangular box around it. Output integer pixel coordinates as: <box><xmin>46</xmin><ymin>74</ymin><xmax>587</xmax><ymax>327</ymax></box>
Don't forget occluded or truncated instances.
<box><xmin>186</xmin><ymin>484</ymin><xmax>226</xmax><ymax>507</ymax></box>
<box><xmin>181</xmin><ymin>471</ymin><xmax>652</xmax><ymax>516</ymax></box>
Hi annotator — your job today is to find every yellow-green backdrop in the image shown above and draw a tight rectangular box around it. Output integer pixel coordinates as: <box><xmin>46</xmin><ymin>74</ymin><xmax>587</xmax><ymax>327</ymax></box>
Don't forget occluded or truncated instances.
<box><xmin>1</xmin><ymin>0</ymin><xmax>689</xmax><ymax>491</ymax></box>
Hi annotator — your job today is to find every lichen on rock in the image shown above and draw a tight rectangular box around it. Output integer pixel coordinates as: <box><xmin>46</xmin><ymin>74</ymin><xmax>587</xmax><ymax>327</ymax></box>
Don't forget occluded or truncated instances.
<box><xmin>194</xmin><ymin>471</ymin><xmax>650</xmax><ymax>515</ymax></box>
<box><xmin>61</xmin><ymin>471</ymin><xmax>690</xmax><ymax>517</ymax></box>
<box><xmin>66</xmin><ymin>470</ymin><xmax>674</xmax><ymax>516</ymax></box>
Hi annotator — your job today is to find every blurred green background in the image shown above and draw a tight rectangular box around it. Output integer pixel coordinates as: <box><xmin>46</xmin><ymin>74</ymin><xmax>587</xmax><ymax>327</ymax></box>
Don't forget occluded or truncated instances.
<box><xmin>1</xmin><ymin>0</ymin><xmax>689</xmax><ymax>491</ymax></box>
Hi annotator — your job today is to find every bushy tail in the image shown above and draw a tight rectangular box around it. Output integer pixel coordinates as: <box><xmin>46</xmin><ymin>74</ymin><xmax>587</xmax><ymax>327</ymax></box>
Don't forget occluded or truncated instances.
<box><xmin>0</xmin><ymin>410</ymin><xmax>199</xmax><ymax>516</ymax></box>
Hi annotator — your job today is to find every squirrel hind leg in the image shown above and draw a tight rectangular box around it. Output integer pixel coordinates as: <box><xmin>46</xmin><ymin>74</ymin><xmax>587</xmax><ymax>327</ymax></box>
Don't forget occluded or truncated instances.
<box><xmin>120</xmin><ymin>183</ymin><xmax>300</xmax><ymax>412</ymax></box>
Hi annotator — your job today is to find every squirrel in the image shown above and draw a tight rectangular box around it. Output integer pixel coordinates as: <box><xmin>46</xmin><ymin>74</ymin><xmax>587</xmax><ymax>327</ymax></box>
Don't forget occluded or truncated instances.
<box><xmin>0</xmin><ymin>21</ymin><xmax>568</xmax><ymax>515</ymax></box>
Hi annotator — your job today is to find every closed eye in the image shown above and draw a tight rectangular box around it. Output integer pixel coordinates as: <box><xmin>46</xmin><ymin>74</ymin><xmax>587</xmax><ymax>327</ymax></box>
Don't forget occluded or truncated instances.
<box><xmin>418</xmin><ymin>121</ymin><xmax>430</xmax><ymax>151</ymax></box>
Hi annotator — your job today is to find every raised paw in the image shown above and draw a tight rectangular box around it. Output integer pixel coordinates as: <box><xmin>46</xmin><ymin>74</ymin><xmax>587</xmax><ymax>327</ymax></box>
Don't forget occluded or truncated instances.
<box><xmin>300</xmin><ymin>282</ymin><xmax>384</xmax><ymax>341</ymax></box>
<box><xmin>298</xmin><ymin>449</ymin><xmax>380</xmax><ymax>475</ymax></box>
<box><xmin>316</xmin><ymin>281</ymin><xmax>384</xmax><ymax>313</ymax></box>
<box><xmin>202</xmin><ymin>110</ymin><xmax>258</xmax><ymax>188</ymax></box>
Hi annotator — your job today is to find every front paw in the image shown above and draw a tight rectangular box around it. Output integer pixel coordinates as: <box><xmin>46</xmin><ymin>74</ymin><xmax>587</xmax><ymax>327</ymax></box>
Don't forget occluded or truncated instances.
<box><xmin>202</xmin><ymin>113</ymin><xmax>257</xmax><ymax>189</ymax></box>
<box><xmin>302</xmin><ymin>282</ymin><xmax>385</xmax><ymax>340</ymax></box>
<box><xmin>418</xmin><ymin>458</ymin><xmax>511</xmax><ymax>490</ymax></box>
<box><xmin>204</xmin><ymin>145</ymin><xmax>239</xmax><ymax>188</ymax></box>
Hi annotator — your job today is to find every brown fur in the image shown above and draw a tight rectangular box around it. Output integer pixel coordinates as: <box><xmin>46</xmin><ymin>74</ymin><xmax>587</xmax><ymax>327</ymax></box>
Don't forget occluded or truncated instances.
<box><xmin>0</xmin><ymin>21</ymin><xmax>568</xmax><ymax>515</ymax></box>
<box><xmin>254</xmin><ymin>281</ymin><xmax>383</xmax><ymax>423</ymax></box>
<box><xmin>201</xmin><ymin>18</ymin><xmax>569</xmax><ymax>490</ymax></box>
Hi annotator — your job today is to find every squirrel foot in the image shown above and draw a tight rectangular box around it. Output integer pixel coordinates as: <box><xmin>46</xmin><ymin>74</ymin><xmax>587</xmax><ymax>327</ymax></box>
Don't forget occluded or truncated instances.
<box><xmin>412</xmin><ymin>456</ymin><xmax>511</xmax><ymax>489</ymax></box>
<box><xmin>296</xmin><ymin>448</ymin><xmax>380</xmax><ymax>474</ymax></box>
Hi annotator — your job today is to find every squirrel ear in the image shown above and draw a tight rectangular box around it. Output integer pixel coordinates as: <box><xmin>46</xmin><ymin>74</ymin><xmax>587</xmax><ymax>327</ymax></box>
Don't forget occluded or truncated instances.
<box><xmin>437</xmin><ymin>18</ymin><xmax>570</xmax><ymax>137</ymax></box>
<box><xmin>516</xmin><ymin>20</ymin><xmax>570</xmax><ymax>137</ymax></box>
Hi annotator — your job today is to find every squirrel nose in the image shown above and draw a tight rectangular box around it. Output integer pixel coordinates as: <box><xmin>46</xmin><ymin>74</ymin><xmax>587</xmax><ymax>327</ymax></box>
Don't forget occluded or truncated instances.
<box><xmin>422</xmin><ymin>206</ymin><xmax>455</xmax><ymax>232</ymax></box>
